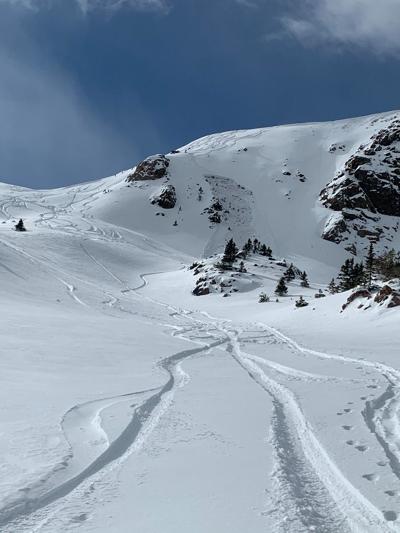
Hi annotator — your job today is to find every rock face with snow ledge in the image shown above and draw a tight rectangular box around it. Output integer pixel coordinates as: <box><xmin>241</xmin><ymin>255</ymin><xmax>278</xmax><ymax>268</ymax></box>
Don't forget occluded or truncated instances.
<box><xmin>150</xmin><ymin>184</ymin><xmax>177</xmax><ymax>209</ymax></box>
<box><xmin>320</xmin><ymin>119</ymin><xmax>400</xmax><ymax>253</ymax></box>
<box><xmin>126</xmin><ymin>154</ymin><xmax>170</xmax><ymax>182</ymax></box>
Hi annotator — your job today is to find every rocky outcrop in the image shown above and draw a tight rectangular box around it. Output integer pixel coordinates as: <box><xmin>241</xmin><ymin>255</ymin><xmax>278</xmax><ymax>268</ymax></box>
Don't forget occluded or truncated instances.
<box><xmin>342</xmin><ymin>285</ymin><xmax>400</xmax><ymax>311</ymax></box>
<box><xmin>320</xmin><ymin>119</ymin><xmax>400</xmax><ymax>254</ymax></box>
<box><xmin>203</xmin><ymin>199</ymin><xmax>223</xmax><ymax>224</ymax></box>
<box><xmin>374</xmin><ymin>285</ymin><xmax>400</xmax><ymax>307</ymax></box>
<box><xmin>192</xmin><ymin>281</ymin><xmax>210</xmax><ymax>296</ymax></box>
<box><xmin>342</xmin><ymin>289</ymin><xmax>371</xmax><ymax>310</ymax></box>
<box><xmin>127</xmin><ymin>155</ymin><xmax>170</xmax><ymax>182</ymax></box>
<box><xmin>150</xmin><ymin>184</ymin><xmax>176</xmax><ymax>209</ymax></box>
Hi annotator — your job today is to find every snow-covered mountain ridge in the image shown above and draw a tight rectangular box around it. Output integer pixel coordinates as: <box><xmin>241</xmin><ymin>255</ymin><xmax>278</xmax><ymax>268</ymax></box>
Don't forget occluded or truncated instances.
<box><xmin>116</xmin><ymin>110</ymin><xmax>400</xmax><ymax>266</ymax></box>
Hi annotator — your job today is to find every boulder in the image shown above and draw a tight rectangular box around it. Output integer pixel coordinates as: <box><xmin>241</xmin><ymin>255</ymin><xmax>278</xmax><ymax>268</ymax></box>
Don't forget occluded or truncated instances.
<box><xmin>151</xmin><ymin>184</ymin><xmax>176</xmax><ymax>209</ymax></box>
<box><xmin>388</xmin><ymin>294</ymin><xmax>400</xmax><ymax>308</ymax></box>
<box><xmin>342</xmin><ymin>289</ymin><xmax>371</xmax><ymax>310</ymax></box>
<box><xmin>192</xmin><ymin>285</ymin><xmax>210</xmax><ymax>296</ymax></box>
<box><xmin>374</xmin><ymin>285</ymin><xmax>400</xmax><ymax>307</ymax></box>
<box><xmin>127</xmin><ymin>155</ymin><xmax>170</xmax><ymax>182</ymax></box>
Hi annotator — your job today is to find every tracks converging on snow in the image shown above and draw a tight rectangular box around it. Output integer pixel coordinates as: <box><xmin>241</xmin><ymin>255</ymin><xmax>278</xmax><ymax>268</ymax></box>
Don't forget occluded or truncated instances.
<box><xmin>0</xmin><ymin>313</ymin><xmax>228</xmax><ymax>531</ymax></box>
<box><xmin>1</xmin><ymin>188</ymin><xmax>400</xmax><ymax>532</ymax></box>
<box><xmin>2</xmin><ymin>278</ymin><xmax>400</xmax><ymax>531</ymax></box>
<box><xmin>216</xmin><ymin>323</ymin><xmax>396</xmax><ymax>532</ymax></box>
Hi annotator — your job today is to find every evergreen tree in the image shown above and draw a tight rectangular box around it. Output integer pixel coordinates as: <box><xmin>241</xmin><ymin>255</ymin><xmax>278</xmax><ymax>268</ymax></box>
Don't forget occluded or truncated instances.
<box><xmin>222</xmin><ymin>238</ymin><xmax>238</xmax><ymax>265</ymax></box>
<box><xmin>337</xmin><ymin>258</ymin><xmax>366</xmax><ymax>291</ymax></box>
<box><xmin>243</xmin><ymin>238</ymin><xmax>252</xmax><ymax>257</ymax></box>
<box><xmin>275</xmin><ymin>277</ymin><xmax>288</xmax><ymax>296</ymax></box>
<box><xmin>259</xmin><ymin>292</ymin><xmax>269</xmax><ymax>303</ymax></box>
<box><xmin>239</xmin><ymin>261</ymin><xmax>246</xmax><ymax>273</ymax></box>
<box><xmin>284</xmin><ymin>263</ymin><xmax>296</xmax><ymax>282</ymax></box>
<box><xmin>300</xmin><ymin>271</ymin><xmax>309</xmax><ymax>288</ymax></box>
<box><xmin>375</xmin><ymin>249</ymin><xmax>400</xmax><ymax>280</ymax></box>
<box><xmin>328</xmin><ymin>278</ymin><xmax>338</xmax><ymax>294</ymax></box>
<box><xmin>198</xmin><ymin>186</ymin><xmax>204</xmax><ymax>201</ymax></box>
<box><xmin>253</xmin><ymin>238</ymin><xmax>260</xmax><ymax>254</ymax></box>
<box><xmin>259</xmin><ymin>243</ymin><xmax>273</xmax><ymax>257</ymax></box>
<box><xmin>366</xmin><ymin>242</ymin><xmax>375</xmax><ymax>289</ymax></box>
<box><xmin>337</xmin><ymin>258</ymin><xmax>355</xmax><ymax>291</ymax></box>
<box><xmin>15</xmin><ymin>219</ymin><xmax>26</xmax><ymax>232</ymax></box>
<box><xmin>295</xmin><ymin>296</ymin><xmax>309</xmax><ymax>308</ymax></box>
<box><xmin>352</xmin><ymin>261</ymin><xmax>366</xmax><ymax>287</ymax></box>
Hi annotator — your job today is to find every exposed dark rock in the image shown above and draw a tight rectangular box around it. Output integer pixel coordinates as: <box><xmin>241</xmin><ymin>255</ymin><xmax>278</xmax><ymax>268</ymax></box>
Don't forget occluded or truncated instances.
<box><xmin>127</xmin><ymin>155</ymin><xmax>170</xmax><ymax>182</ymax></box>
<box><xmin>342</xmin><ymin>289</ymin><xmax>371</xmax><ymax>310</ymax></box>
<box><xmin>373</xmin><ymin>285</ymin><xmax>400</xmax><ymax>308</ymax></box>
<box><xmin>203</xmin><ymin>199</ymin><xmax>223</xmax><ymax>224</ymax></box>
<box><xmin>388</xmin><ymin>294</ymin><xmax>400</xmax><ymax>308</ymax></box>
<box><xmin>192</xmin><ymin>285</ymin><xmax>210</xmax><ymax>296</ymax></box>
<box><xmin>374</xmin><ymin>285</ymin><xmax>393</xmax><ymax>303</ymax></box>
<box><xmin>329</xmin><ymin>144</ymin><xmax>346</xmax><ymax>153</ymax></box>
<box><xmin>321</xmin><ymin>213</ymin><xmax>349</xmax><ymax>244</ymax></box>
<box><xmin>345</xmin><ymin>155</ymin><xmax>371</xmax><ymax>172</ymax></box>
<box><xmin>320</xmin><ymin>119</ymin><xmax>400</xmax><ymax>252</ymax></box>
<box><xmin>151</xmin><ymin>184</ymin><xmax>176</xmax><ymax>209</ymax></box>
<box><xmin>314</xmin><ymin>291</ymin><xmax>326</xmax><ymax>299</ymax></box>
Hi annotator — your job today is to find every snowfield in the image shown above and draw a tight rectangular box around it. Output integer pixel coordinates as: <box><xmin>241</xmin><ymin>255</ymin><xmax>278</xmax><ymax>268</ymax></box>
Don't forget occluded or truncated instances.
<box><xmin>0</xmin><ymin>111</ymin><xmax>400</xmax><ymax>532</ymax></box>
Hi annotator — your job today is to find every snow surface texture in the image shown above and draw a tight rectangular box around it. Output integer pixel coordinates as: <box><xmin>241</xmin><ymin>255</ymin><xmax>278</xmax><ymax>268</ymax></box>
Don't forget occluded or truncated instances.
<box><xmin>0</xmin><ymin>111</ymin><xmax>400</xmax><ymax>532</ymax></box>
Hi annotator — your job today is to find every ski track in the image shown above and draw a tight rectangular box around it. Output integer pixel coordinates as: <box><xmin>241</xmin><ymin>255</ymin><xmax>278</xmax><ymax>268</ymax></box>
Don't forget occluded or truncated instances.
<box><xmin>223</xmin><ymin>326</ymin><xmax>396</xmax><ymax>533</ymax></box>
<box><xmin>244</xmin><ymin>352</ymin><xmax>352</xmax><ymax>384</ymax></box>
<box><xmin>2</xmin><ymin>188</ymin><xmax>400</xmax><ymax>531</ymax></box>
<box><xmin>258</xmin><ymin>322</ymin><xmax>400</xmax><ymax>489</ymax></box>
<box><xmin>0</xmin><ymin>318</ymin><xmax>227</xmax><ymax>531</ymax></box>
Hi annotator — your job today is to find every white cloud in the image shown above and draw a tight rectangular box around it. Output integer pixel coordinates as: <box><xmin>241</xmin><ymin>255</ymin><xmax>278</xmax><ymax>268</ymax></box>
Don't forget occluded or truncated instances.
<box><xmin>0</xmin><ymin>0</ymin><xmax>168</xmax><ymax>12</ymax></box>
<box><xmin>281</xmin><ymin>0</ymin><xmax>400</xmax><ymax>56</ymax></box>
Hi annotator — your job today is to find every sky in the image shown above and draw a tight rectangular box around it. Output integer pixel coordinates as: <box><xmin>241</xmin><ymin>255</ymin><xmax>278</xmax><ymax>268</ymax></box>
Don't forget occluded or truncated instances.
<box><xmin>0</xmin><ymin>0</ymin><xmax>400</xmax><ymax>188</ymax></box>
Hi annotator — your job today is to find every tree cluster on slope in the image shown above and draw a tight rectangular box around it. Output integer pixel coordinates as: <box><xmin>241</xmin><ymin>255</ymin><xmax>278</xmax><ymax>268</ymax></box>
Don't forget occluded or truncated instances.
<box><xmin>243</xmin><ymin>238</ymin><xmax>272</xmax><ymax>258</ymax></box>
<box><xmin>218</xmin><ymin>237</ymin><xmax>274</xmax><ymax>271</ymax></box>
<box><xmin>331</xmin><ymin>243</ymin><xmax>400</xmax><ymax>293</ymax></box>
<box><xmin>275</xmin><ymin>264</ymin><xmax>309</xmax><ymax>295</ymax></box>
<box><xmin>375</xmin><ymin>248</ymin><xmax>400</xmax><ymax>280</ymax></box>
<box><xmin>222</xmin><ymin>238</ymin><xmax>239</xmax><ymax>266</ymax></box>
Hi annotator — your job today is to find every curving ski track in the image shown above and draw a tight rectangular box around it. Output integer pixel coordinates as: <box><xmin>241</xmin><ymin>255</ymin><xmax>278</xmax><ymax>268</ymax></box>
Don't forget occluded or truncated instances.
<box><xmin>0</xmin><ymin>331</ymin><xmax>226</xmax><ymax>530</ymax></box>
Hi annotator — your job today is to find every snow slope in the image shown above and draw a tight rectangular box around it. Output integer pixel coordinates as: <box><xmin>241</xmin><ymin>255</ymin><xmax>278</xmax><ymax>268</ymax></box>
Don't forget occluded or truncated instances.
<box><xmin>94</xmin><ymin>109</ymin><xmax>400</xmax><ymax>270</ymax></box>
<box><xmin>0</xmin><ymin>111</ymin><xmax>399</xmax><ymax>532</ymax></box>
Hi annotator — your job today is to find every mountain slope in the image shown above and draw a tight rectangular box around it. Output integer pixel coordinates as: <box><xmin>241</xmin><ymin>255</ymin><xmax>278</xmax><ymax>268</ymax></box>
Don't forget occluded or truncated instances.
<box><xmin>90</xmin><ymin>110</ymin><xmax>400</xmax><ymax>272</ymax></box>
<box><xmin>0</xmin><ymin>112</ymin><xmax>400</xmax><ymax>532</ymax></box>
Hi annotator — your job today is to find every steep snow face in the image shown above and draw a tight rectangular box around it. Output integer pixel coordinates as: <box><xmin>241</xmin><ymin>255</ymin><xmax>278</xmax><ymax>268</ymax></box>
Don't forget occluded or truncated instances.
<box><xmin>91</xmin><ymin>110</ymin><xmax>400</xmax><ymax>269</ymax></box>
